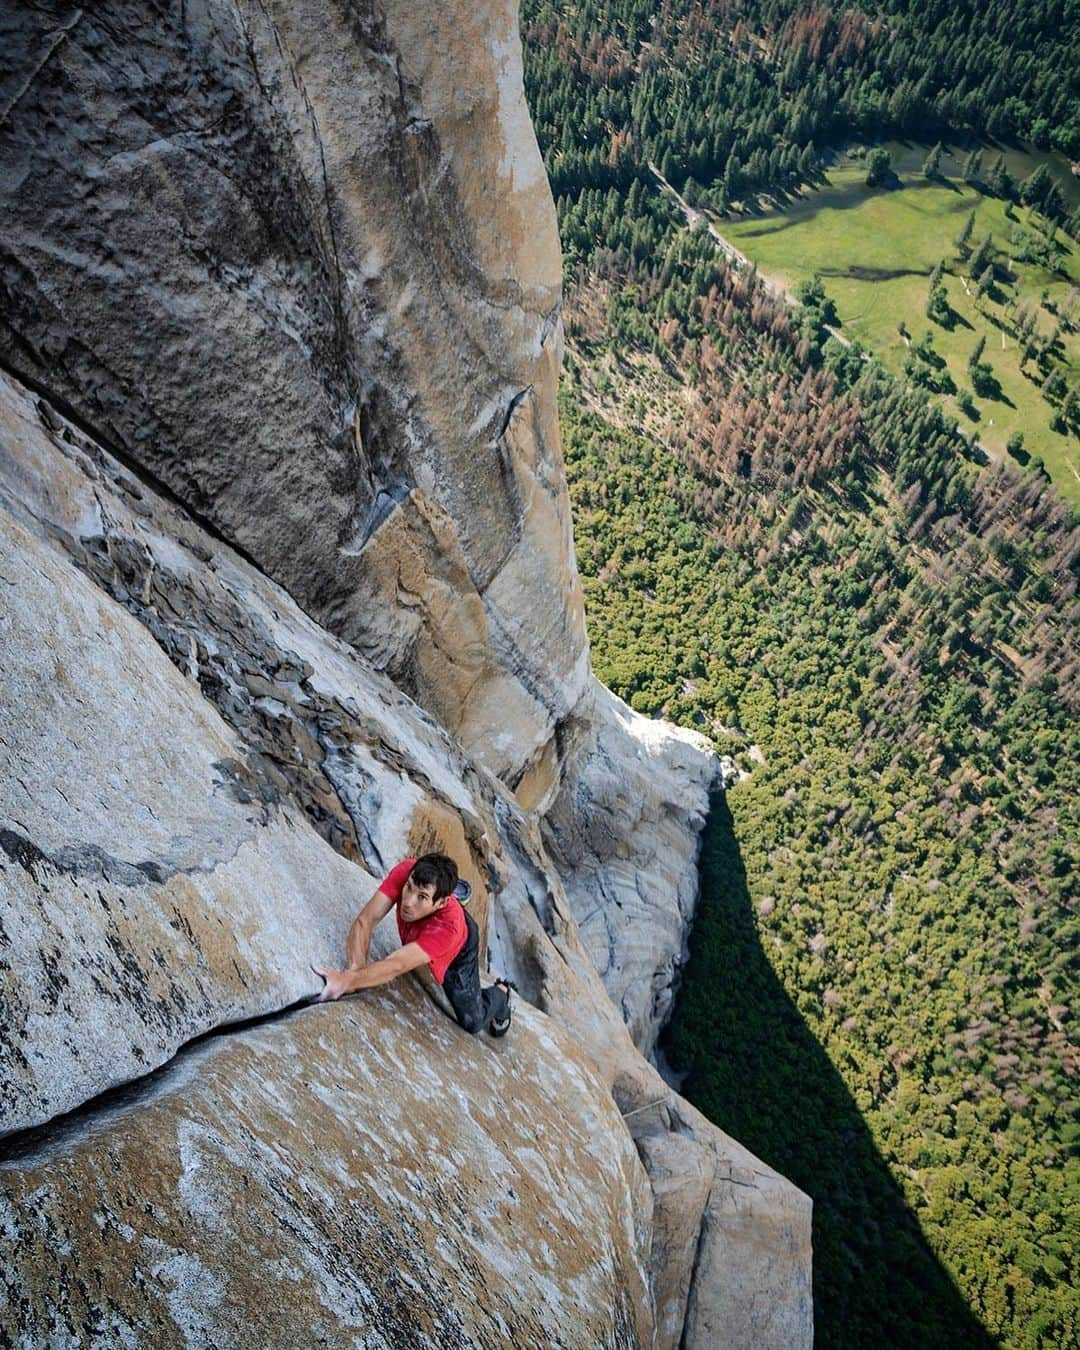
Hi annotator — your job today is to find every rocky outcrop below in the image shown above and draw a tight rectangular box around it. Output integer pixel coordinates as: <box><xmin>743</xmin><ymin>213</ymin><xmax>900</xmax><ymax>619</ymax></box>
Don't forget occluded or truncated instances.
<box><xmin>543</xmin><ymin>687</ymin><xmax>719</xmax><ymax>1056</ymax></box>
<box><xmin>0</xmin><ymin>0</ymin><xmax>812</xmax><ymax>1342</ymax></box>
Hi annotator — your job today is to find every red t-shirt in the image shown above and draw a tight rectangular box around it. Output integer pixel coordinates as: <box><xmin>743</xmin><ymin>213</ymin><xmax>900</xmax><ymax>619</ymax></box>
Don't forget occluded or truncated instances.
<box><xmin>378</xmin><ymin>858</ymin><xmax>467</xmax><ymax>984</ymax></box>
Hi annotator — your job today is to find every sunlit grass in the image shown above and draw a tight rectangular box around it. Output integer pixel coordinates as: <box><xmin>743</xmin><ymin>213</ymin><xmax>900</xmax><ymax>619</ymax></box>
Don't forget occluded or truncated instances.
<box><xmin>721</xmin><ymin>164</ymin><xmax>1080</xmax><ymax>505</ymax></box>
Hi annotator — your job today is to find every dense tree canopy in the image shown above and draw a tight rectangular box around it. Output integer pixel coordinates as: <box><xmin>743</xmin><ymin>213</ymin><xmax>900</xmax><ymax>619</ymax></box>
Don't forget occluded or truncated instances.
<box><xmin>524</xmin><ymin>0</ymin><xmax>1080</xmax><ymax>208</ymax></box>
<box><xmin>523</xmin><ymin>4</ymin><xmax>1080</xmax><ymax>1344</ymax></box>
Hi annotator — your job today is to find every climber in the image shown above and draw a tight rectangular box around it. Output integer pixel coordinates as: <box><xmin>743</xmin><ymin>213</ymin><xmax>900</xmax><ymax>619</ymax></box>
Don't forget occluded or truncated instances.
<box><xmin>313</xmin><ymin>852</ymin><xmax>513</xmax><ymax>1037</ymax></box>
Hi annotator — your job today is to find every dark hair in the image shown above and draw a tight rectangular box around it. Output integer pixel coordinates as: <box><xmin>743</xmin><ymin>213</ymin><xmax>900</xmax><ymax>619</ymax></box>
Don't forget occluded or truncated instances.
<box><xmin>409</xmin><ymin>853</ymin><xmax>458</xmax><ymax>901</ymax></box>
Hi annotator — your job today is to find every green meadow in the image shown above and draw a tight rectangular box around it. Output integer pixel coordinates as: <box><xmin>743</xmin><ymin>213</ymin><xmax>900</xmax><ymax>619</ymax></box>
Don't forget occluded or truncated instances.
<box><xmin>720</xmin><ymin>160</ymin><xmax>1080</xmax><ymax>505</ymax></box>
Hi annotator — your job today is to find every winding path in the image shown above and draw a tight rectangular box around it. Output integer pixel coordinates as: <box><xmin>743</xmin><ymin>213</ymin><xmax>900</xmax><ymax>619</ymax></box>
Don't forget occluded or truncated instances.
<box><xmin>650</xmin><ymin>164</ymin><xmax>852</xmax><ymax>348</ymax></box>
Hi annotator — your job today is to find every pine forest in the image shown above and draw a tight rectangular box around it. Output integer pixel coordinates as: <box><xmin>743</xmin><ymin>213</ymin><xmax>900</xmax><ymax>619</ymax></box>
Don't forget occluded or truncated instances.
<box><xmin>522</xmin><ymin>1</ymin><xmax>1079</xmax><ymax>1344</ymax></box>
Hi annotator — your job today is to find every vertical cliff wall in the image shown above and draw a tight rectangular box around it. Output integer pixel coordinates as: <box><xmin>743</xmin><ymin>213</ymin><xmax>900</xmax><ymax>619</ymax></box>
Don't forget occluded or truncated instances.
<box><xmin>0</xmin><ymin>0</ymin><xmax>584</xmax><ymax>795</ymax></box>
<box><xmin>1</xmin><ymin>371</ymin><xmax>811</xmax><ymax>1345</ymax></box>
<box><xmin>0</xmin><ymin>2</ymin><xmax>813</xmax><ymax>1345</ymax></box>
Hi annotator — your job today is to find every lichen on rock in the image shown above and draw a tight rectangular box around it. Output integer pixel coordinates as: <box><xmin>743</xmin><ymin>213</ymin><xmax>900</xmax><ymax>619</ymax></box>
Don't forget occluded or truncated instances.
<box><xmin>1</xmin><ymin>987</ymin><xmax>653</xmax><ymax>1348</ymax></box>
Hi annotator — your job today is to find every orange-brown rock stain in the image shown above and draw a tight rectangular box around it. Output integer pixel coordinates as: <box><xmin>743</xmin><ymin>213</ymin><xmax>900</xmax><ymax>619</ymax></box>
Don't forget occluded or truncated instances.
<box><xmin>407</xmin><ymin>797</ymin><xmax>492</xmax><ymax>946</ymax></box>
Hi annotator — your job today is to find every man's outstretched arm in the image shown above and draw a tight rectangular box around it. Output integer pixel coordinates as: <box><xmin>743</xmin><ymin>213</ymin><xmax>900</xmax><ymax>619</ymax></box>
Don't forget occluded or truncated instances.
<box><xmin>345</xmin><ymin>887</ymin><xmax>397</xmax><ymax>969</ymax></box>
<box><xmin>314</xmin><ymin>942</ymin><xmax>430</xmax><ymax>1001</ymax></box>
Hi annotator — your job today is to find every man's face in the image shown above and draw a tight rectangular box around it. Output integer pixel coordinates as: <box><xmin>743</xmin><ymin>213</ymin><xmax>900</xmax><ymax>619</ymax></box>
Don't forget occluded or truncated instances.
<box><xmin>399</xmin><ymin>872</ymin><xmax>447</xmax><ymax>923</ymax></box>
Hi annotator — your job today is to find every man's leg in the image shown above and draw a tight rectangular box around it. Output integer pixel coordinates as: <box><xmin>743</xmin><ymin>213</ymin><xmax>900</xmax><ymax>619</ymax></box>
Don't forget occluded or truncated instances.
<box><xmin>443</xmin><ymin>914</ymin><xmax>510</xmax><ymax>1035</ymax></box>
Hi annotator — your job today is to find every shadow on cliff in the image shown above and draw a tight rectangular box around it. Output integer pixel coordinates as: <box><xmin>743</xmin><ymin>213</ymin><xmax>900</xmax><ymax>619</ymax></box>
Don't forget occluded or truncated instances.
<box><xmin>661</xmin><ymin>793</ymin><xmax>995</xmax><ymax>1348</ymax></box>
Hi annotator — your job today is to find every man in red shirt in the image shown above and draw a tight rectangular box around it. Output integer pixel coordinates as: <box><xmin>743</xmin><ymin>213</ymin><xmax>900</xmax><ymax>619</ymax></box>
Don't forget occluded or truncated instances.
<box><xmin>313</xmin><ymin>853</ymin><xmax>512</xmax><ymax>1036</ymax></box>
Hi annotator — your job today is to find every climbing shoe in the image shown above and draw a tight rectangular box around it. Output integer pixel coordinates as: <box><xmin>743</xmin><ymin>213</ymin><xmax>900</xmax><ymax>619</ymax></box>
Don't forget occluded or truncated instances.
<box><xmin>489</xmin><ymin>979</ymin><xmax>514</xmax><ymax>1037</ymax></box>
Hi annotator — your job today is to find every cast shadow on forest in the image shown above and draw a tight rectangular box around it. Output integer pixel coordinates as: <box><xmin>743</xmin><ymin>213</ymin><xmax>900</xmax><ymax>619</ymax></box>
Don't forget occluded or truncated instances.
<box><xmin>925</xmin><ymin>170</ymin><xmax>965</xmax><ymax>194</ymax></box>
<box><xmin>932</xmin><ymin>303</ymin><xmax>975</xmax><ymax>333</ymax></box>
<box><xmin>661</xmin><ymin>792</ymin><xmax>995</xmax><ymax>1349</ymax></box>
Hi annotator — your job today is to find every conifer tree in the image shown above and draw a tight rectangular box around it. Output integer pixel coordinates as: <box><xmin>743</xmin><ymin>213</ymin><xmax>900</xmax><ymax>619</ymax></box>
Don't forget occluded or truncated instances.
<box><xmin>955</xmin><ymin>209</ymin><xmax>977</xmax><ymax>256</ymax></box>
<box><xmin>962</xmin><ymin>148</ymin><xmax>983</xmax><ymax>182</ymax></box>
<box><xmin>969</xmin><ymin>234</ymin><xmax>994</xmax><ymax>278</ymax></box>
<box><xmin>922</xmin><ymin>142</ymin><xmax>944</xmax><ymax>176</ymax></box>
<box><xmin>989</xmin><ymin>154</ymin><xmax>1014</xmax><ymax>199</ymax></box>
<box><xmin>1020</xmin><ymin>164</ymin><xmax>1051</xmax><ymax>212</ymax></box>
<box><xmin>926</xmin><ymin>261</ymin><xmax>950</xmax><ymax>322</ymax></box>
<box><xmin>976</xmin><ymin>264</ymin><xmax>994</xmax><ymax>299</ymax></box>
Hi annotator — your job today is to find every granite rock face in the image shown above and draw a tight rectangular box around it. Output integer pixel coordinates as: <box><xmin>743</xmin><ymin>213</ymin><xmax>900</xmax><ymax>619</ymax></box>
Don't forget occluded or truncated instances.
<box><xmin>0</xmin><ymin>0</ymin><xmax>717</xmax><ymax>1067</ymax></box>
<box><xmin>543</xmin><ymin>686</ymin><xmax>720</xmax><ymax>1056</ymax></box>
<box><xmin>0</xmin><ymin>368</ymin><xmax>478</xmax><ymax>1135</ymax></box>
<box><xmin>0</xmin><ymin>370</ymin><xmax>812</xmax><ymax>1346</ymax></box>
<box><xmin>0</xmin><ymin>0</ymin><xmax>813</xmax><ymax>1341</ymax></box>
<box><xmin>2</xmin><ymin>986</ymin><xmax>653</xmax><ymax>1349</ymax></box>
<box><xmin>0</xmin><ymin>0</ymin><xmax>585</xmax><ymax>794</ymax></box>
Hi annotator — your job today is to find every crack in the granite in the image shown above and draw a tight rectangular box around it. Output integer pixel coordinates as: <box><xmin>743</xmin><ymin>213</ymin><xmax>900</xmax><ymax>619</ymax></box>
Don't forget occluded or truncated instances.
<box><xmin>0</xmin><ymin>993</ymin><xmax>321</xmax><ymax>1163</ymax></box>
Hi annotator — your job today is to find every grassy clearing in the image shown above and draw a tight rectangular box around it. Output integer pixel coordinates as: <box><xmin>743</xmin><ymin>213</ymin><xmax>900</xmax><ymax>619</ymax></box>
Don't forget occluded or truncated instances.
<box><xmin>720</xmin><ymin>164</ymin><xmax>1080</xmax><ymax>505</ymax></box>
